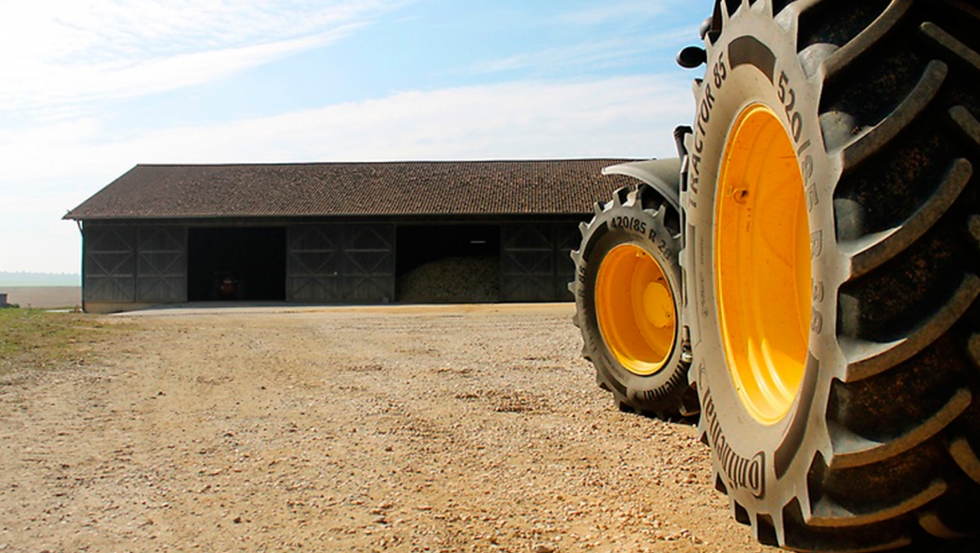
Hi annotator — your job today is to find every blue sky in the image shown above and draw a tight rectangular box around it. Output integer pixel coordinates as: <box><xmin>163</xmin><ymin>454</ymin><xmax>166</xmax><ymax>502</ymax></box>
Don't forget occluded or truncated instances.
<box><xmin>0</xmin><ymin>0</ymin><xmax>706</xmax><ymax>275</ymax></box>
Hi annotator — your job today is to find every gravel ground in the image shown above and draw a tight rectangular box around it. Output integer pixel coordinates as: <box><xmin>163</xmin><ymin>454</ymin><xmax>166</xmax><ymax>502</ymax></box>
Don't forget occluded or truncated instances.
<box><xmin>0</xmin><ymin>303</ymin><xmax>778</xmax><ymax>553</ymax></box>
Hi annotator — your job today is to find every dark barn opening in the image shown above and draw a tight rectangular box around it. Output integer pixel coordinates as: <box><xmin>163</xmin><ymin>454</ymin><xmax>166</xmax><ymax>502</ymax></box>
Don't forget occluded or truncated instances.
<box><xmin>188</xmin><ymin>227</ymin><xmax>287</xmax><ymax>301</ymax></box>
<box><xmin>396</xmin><ymin>224</ymin><xmax>501</xmax><ymax>303</ymax></box>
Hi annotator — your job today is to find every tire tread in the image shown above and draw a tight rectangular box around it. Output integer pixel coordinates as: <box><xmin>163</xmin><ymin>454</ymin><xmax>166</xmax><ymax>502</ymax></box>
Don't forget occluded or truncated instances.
<box><xmin>843</xmin><ymin>158</ymin><xmax>973</xmax><ymax>278</ymax></box>
<box><xmin>841</xmin><ymin>273</ymin><xmax>980</xmax><ymax>382</ymax></box>
<box><xmin>922</xmin><ymin>21</ymin><xmax>980</xmax><ymax>72</ymax></box>
<box><xmin>951</xmin><ymin>105</ymin><xmax>980</xmax><ymax>149</ymax></box>
<box><xmin>949</xmin><ymin>436</ymin><xmax>980</xmax><ymax>485</ymax></box>
<box><xmin>829</xmin><ymin>389</ymin><xmax>971</xmax><ymax>468</ymax></box>
<box><xmin>822</xmin><ymin>0</ymin><xmax>914</xmax><ymax>81</ymax></box>
<box><xmin>822</xmin><ymin>0</ymin><xmax>980</xmax><ymax>545</ymax></box>
<box><xmin>841</xmin><ymin>60</ymin><xmax>947</xmax><ymax>168</ymax></box>
<box><xmin>808</xmin><ymin>479</ymin><xmax>946</xmax><ymax>528</ymax></box>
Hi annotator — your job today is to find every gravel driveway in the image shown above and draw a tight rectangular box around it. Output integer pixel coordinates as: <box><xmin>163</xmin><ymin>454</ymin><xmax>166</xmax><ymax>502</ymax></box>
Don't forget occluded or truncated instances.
<box><xmin>0</xmin><ymin>304</ymin><xmax>777</xmax><ymax>552</ymax></box>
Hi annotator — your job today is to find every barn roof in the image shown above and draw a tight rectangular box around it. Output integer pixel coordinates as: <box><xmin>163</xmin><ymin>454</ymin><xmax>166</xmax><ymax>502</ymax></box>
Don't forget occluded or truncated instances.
<box><xmin>64</xmin><ymin>159</ymin><xmax>637</xmax><ymax>221</ymax></box>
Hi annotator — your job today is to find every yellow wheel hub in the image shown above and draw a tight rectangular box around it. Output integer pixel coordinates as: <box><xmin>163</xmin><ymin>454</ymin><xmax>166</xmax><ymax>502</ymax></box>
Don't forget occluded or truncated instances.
<box><xmin>595</xmin><ymin>243</ymin><xmax>677</xmax><ymax>376</ymax></box>
<box><xmin>715</xmin><ymin>104</ymin><xmax>811</xmax><ymax>425</ymax></box>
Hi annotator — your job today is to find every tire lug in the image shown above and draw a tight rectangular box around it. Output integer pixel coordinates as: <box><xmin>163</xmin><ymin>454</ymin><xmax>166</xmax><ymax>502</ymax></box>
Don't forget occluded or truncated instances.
<box><xmin>699</xmin><ymin>16</ymin><xmax>714</xmax><ymax>39</ymax></box>
<box><xmin>967</xmin><ymin>334</ymin><xmax>980</xmax><ymax>367</ymax></box>
<box><xmin>967</xmin><ymin>214</ymin><xmax>980</xmax><ymax>244</ymax></box>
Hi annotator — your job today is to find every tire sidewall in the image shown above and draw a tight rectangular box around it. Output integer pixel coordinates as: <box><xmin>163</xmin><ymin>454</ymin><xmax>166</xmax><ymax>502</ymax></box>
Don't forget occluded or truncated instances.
<box><xmin>575</xmin><ymin>192</ymin><xmax>687</xmax><ymax>406</ymax></box>
<box><xmin>682</xmin><ymin>4</ymin><xmax>846</xmax><ymax>514</ymax></box>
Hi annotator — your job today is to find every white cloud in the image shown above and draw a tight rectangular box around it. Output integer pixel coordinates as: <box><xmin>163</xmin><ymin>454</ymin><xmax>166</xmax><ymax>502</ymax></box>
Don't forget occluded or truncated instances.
<box><xmin>0</xmin><ymin>0</ymin><xmax>406</xmax><ymax>115</ymax></box>
<box><xmin>0</xmin><ymin>75</ymin><xmax>696</xmax><ymax>273</ymax></box>
<box><xmin>3</xmin><ymin>75</ymin><xmax>695</xmax><ymax>182</ymax></box>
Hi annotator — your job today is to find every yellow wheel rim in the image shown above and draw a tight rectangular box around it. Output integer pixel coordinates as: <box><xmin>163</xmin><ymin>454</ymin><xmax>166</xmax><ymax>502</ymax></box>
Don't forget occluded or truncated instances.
<box><xmin>595</xmin><ymin>243</ymin><xmax>677</xmax><ymax>376</ymax></box>
<box><xmin>714</xmin><ymin>104</ymin><xmax>811</xmax><ymax>425</ymax></box>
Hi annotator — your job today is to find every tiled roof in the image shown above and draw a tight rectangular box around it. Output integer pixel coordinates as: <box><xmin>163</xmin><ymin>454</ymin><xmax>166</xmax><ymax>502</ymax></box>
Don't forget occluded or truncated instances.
<box><xmin>64</xmin><ymin>160</ymin><xmax>637</xmax><ymax>220</ymax></box>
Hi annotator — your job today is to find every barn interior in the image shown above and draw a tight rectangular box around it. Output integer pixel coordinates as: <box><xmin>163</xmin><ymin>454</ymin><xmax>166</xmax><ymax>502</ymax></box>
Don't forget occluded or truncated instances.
<box><xmin>395</xmin><ymin>224</ymin><xmax>501</xmax><ymax>303</ymax></box>
<box><xmin>187</xmin><ymin>227</ymin><xmax>287</xmax><ymax>301</ymax></box>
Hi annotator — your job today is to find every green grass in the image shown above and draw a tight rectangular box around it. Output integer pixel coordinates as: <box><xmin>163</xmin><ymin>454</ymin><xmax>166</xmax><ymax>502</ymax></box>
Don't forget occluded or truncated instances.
<box><xmin>0</xmin><ymin>308</ymin><xmax>123</xmax><ymax>375</ymax></box>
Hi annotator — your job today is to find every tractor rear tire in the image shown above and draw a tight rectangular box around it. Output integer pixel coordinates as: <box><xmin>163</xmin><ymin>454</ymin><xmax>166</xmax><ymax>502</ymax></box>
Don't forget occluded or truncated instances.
<box><xmin>572</xmin><ymin>183</ymin><xmax>697</xmax><ymax>419</ymax></box>
<box><xmin>682</xmin><ymin>0</ymin><xmax>980</xmax><ymax>550</ymax></box>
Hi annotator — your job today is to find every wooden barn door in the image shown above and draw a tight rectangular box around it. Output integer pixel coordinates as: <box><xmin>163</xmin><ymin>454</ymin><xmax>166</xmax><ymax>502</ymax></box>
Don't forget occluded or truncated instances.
<box><xmin>287</xmin><ymin>224</ymin><xmax>394</xmax><ymax>303</ymax></box>
<box><xmin>136</xmin><ymin>227</ymin><xmax>187</xmax><ymax>303</ymax></box>
<box><xmin>553</xmin><ymin>222</ymin><xmax>580</xmax><ymax>301</ymax></box>
<box><xmin>500</xmin><ymin>222</ymin><xmax>582</xmax><ymax>302</ymax></box>
<box><xmin>84</xmin><ymin>226</ymin><xmax>137</xmax><ymax>303</ymax></box>
<box><xmin>342</xmin><ymin>225</ymin><xmax>395</xmax><ymax>303</ymax></box>
<box><xmin>287</xmin><ymin>225</ymin><xmax>343</xmax><ymax>301</ymax></box>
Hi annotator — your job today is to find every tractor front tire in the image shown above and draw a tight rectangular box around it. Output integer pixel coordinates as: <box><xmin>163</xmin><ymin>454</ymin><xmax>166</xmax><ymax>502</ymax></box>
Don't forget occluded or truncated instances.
<box><xmin>683</xmin><ymin>0</ymin><xmax>980</xmax><ymax>550</ymax></box>
<box><xmin>572</xmin><ymin>184</ymin><xmax>696</xmax><ymax>419</ymax></box>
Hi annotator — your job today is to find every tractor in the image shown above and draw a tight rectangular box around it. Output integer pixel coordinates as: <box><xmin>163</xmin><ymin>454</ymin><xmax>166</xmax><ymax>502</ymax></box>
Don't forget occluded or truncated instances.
<box><xmin>571</xmin><ymin>1</ymin><xmax>980</xmax><ymax>549</ymax></box>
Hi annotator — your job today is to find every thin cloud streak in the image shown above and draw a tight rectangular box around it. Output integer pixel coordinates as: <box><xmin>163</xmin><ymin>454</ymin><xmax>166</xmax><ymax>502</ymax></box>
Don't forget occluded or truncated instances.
<box><xmin>0</xmin><ymin>0</ymin><xmax>408</xmax><ymax>116</ymax></box>
<box><xmin>3</xmin><ymin>25</ymin><xmax>365</xmax><ymax>115</ymax></box>
<box><xmin>558</xmin><ymin>0</ymin><xmax>681</xmax><ymax>25</ymax></box>
<box><xmin>467</xmin><ymin>27</ymin><xmax>696</xmax><ymax>77</ymax></box>
<box><xmin>469</xmin><ymin>38</ymin><xmax>656</xmax><ymax>75</ymax></box>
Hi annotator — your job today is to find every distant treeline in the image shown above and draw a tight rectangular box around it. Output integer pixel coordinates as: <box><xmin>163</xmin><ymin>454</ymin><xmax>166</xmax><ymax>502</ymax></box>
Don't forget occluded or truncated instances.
<box><xmin>0</xmin><ymin>272</ymin><xmax>81</xmax><ymax>287</ymax></box>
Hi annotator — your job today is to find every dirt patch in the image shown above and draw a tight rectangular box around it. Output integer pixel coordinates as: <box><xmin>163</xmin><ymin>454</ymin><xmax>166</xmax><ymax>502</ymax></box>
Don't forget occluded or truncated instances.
<box><xmin>0</xmin><ymin>304</ymin><xmax>776</xmax><ymax>552</ymax></box>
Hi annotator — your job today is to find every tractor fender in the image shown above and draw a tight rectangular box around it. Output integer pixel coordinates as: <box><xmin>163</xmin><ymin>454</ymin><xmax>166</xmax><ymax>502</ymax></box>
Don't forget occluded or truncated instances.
<box><xmin>601</xmin><ymin>158</ymin><xmax>681</xmax><ymax>213</ymax></box>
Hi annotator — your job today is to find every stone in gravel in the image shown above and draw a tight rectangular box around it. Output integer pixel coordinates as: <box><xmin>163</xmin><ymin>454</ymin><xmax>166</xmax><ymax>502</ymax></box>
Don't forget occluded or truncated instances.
<box><xmin>533</xmin><ymin>544</ymin><xmax>556</xmax><ymax>553</ymax></box>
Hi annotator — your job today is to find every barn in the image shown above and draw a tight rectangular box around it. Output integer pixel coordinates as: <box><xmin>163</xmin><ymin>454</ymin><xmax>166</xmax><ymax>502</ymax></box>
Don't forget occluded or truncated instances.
<box><xmin>65</xmin><ymin>160</ymin><xmax>634</xmax><ymax>313</ymax></box>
